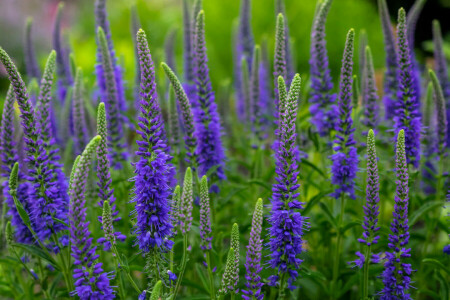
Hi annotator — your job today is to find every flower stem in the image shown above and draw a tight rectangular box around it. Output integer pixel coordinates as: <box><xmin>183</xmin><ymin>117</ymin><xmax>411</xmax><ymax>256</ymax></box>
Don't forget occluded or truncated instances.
<box><xmin>205</xmin><ymin>251</ymin><xmax>216</xmax><ymax>300</ymax></box>
<box><xmin>362</xmin><ymin>245</ymin><xmax>371</xmax><ymax>300</ymax></box>
<box><xmin>173</xmin><ymin>234</ymin><xmax>189</xmax><ymax>299</ymax></box>
<box><xmin>111</xmin><ymin>244</ymin><xmax>141</xmax><ymax>294</ymax></box>
<box><xmin>331</xmin><ymin>195</ymin><xmax>346</xmax><ymax>299</ymax></box>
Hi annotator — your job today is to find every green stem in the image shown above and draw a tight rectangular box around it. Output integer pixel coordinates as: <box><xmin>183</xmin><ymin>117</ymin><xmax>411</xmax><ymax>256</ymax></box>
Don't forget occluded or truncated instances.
<box><xmin>173</xmin><ymin>234</ymin><xmax>189</xmax><ymax>299</ymax></box>
<box><xmin>362</xmin><ymin>245</ymin><xmax>371</xmax><ymax>300</ymax></box>
<box><xmin>205</xmin><ymin>252</ymin><xmax>216</xmax><ymax>300</ymax></box>
<box><xmin>423</xmin><ymin>155</ymin><xmax>444</xmax><ymax>255</ymax></box>
<box><xmin>231</xmin><ymin>293</ymin><xmax>235</xmax><ymax>300</ymax></box>
<box><xmin>277</xmin><ymin>272</ymin><xmax>287</xmax><ymax>300</ymax></box>
<box><xmin>111</xmin><ymin>245</ymin><xmax>141</xmax><ymax>294</ymax></box>
<box><xmin>331</xmin><ymin>195</ymin><xmax>345</xmax><ymax>299</ymax></box>
<box><xmin>170</xmin><ymin>247</ymin><xmax>175</xmax><ymax>295</ymax></box>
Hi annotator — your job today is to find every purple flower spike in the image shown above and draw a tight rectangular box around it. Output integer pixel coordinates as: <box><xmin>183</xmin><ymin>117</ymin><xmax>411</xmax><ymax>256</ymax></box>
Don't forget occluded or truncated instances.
<box><xmin>235</xmin><ymin>0</ymin><xmax>254</xmax><ymax>120</ymax></box>
<box><xmin>394</xmin><ymin>8</ymin><xmax>421</xmax><ymax>168</ymax></box>
<box><xmin>273</xmin><ymin>13</ymin><xmax>287</xmax><ymax>113</ymax></box>
<box><xmin>379</xmin><ymin>130</ymin><xmax>414</xmax><ymax>299</ymax></box>
<box><xmin>72</xmin><ymin>68</ymin><xmax>89</xmax><ymax>155</ymax></box>
<box><xmin>269</xmin><ymin>74</ymin><xmax>308</xmax><ymax>291</ymax></box>
<box><xmin>378</xmin><ymin>0</ymin><xmax>397</xmax><ymax>121</ymax></box>
<box><xmin>199</xmin><ymin>175</ymin><xmax>212</xmax><ymax>251</ymax></box>
<box><xmin>96</xmin><ymin>27</ymin><xmax>127</xmax><ymax>168</ymax></box>
<box><xmin>24</xmin><ymin>18</ymin><xmax>40</xmax><ymax>80</ymax></box>
<box><xmin>0</xmin><ymin>87</ymin><xmax>33</xmax><ymax>244</ymax></box>
<box><xmin>275</xmin><ymin>0</ymin><xmax>294</xmax><ymax>80</ymax></box>
<box><xmin>242</xmin><ymin>198</ymin><xmax>264</xmax><ymax>300</ymax></box>
<box><xmin>309</xmin><ymin>0</ymin><xmax>338</xmax><ymax>137</ymax></box>
<box><xmin>429</xmin><ymin>70</ymin><xmax>448</xmax><ymax>154</ymax></box>
<box><xmin>330</xmin><ymin>29</ymin><xmax>358</xmax><ymax>200</ymax></box>
<box><xmin>162</xmin><ymin>63</ymin><xmax>199</xmax><ymax>168</ymax></box>
<box><xmin>359</xmin><ymin>130</ymin><xmax>380</xmax><ymax>247</ymax></box>
<box><xmin>52</xmin><ymin>3</ymin><xmax>73</xmax><ymax>105</ymax></box>
<box><xmin>362</xmin><ymin>46</ymin><xmax>380</xmax><ymax>135</ymax></box>
<box><xmin>96</xmin><ymin>102</ymin><xmax>125</xmax><ymax>250</ymax></box>
<box><xmin>132</xmin><ymin>29</ymin><xmax>175</xmax><ymax>253</ymax></box>
<box><xmin>193</xmin><ymin>11</ymin><xmax>226</xmax><ymax>181</ymax></box>
<box><xmin>69</xmin><ymin>136</ymin><xmax>115</xmax><ymax>300</ymax></box>
<box><xmin>95</xmin><ymin>0</ymin><xmax>127</xmax><ymax>119</ymax></box>
<box><xmin>0</xmin><ymin>48</ymin><xmax>69</xmax><ymax>249</ymax></box>
<box><xmin>432</xmin><ymin>20</ymin><xmax>450</xmax><ymax>148</ymax></box>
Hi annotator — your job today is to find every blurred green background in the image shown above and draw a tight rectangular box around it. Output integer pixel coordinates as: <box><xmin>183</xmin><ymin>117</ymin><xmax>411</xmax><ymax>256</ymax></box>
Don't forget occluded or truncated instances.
<box><xmin>0</xmin><ymin>0</ymin><xmax>449</xmax><ymax>96</ymax></box>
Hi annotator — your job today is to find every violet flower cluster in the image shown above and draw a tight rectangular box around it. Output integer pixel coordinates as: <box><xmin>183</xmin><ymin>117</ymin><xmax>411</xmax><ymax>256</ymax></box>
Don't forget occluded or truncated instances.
<box><xmin>394</xmin><ymin>8</ymin><xmax>421</xmax><ymax>168</ymax></box>
<box><xmin>96</xmin><ymin>102</ymin><xmax>125</xmax><ymax>251</ymax></box>
<box><xmin>380</xmin><ymin>130</ymin><xmax>414</xmax><ymax>299</ymax></box>
<box><xmin>0</xmin><ymin>87</ymin><xmax>33</xmax><ymax>244</ymax></box>
<box><xmin>69</xmin><ymin>136</ymin><xmax>115</xmax><ymax>300</ymax></box>
<box><xmin>235</xmin><ymin>0</ymin><xmax>254</xmax><ymax>121</ymax></box>
<box><xmin>193</xmin><ymin>10</ymin><xmax>226</xmax><ymax>182</ymax></box>
<box><xmin>268</xmin><ymin>74</ymin><xmax>308</xmax><ymax>290</ymax></box>
<box><xmin>96</xmin><ymin>27</ymin><xmax>127</xmax><ymax>168</ymax></box>
<box><xmin>242</xmin><ymin>198</ymin><xmax>264</xmax><ymax>300</ymax></box>
<box><xmin>199</xmin><ymin>175</ymin><xmax>212</xmax><ymax>251</ymax></box>
<box><xmin>132</xmin><ymin>29</ymin><xmax>175</xmax><ymax>252</ymax></box>
<box><xmin>0</xmin><ymin>48</ymin><xmax>69</xmax><ymax>250</ymax></box>
<box><xmin>362</xmin><ymin>46</ymin><xmax>379</xmax><ymax>134</ymax></box>
<box><xmin>432</xmin><ymin>20</ymin><xmax>450</xmax><ymax>148</ymax></box>
<box><xmin>309</xmin><ymin>0</ymin><xmax>338</xmax><ymax>137</ymax></box>
<box><xmin>330</xmin><ymin>29</ymin><xmax>358</xmax><ymax>200</ymax></box>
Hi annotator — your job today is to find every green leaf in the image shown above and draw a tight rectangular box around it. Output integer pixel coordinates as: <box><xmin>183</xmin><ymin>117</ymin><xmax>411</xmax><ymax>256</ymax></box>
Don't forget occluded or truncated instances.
<box><xmin>304</xmin><ymin>192</ymin><xmax>330</xmax><ymax>215</ymax></box>
<box><xmin>342</xmin><ymin>221</ymin><xmax>361</xmax><ymax>234</ymax></box>
<box><xmin>195</xmin><ymin>263</ymin><xmax>210</xmax><ymax>293</ymax></box>
<box><xmin>11</xmin><ymin>243</ymin><xmax>59</xmax><ymax>270</ymax></box>
<box><xmin>247</xmin><ymin>179</ymin><xmax>272</xmax><ymax>191</ymax></box>
<box><xmin>319</xmin><ymin>202</ymin><xmax>337</xmax><ymax>229</ymax></box>
<box><xmin>12</xmin><ymin>195</ymin><xmax>32</xmax><ymax>227</ymax></box>
<box><xmin>422</xmin><ymin>258</ymin><xmax>450</xmax><ymax>276</ymax></box>
<box><xmin>51</xmin><ymin>217</ymin><xmax>69</xmax><ymax>228</ymax></box>
<box><xmin>435</xmin><ymin>270</ymin><xmax>449</xmax><ymax>300</ymax></box>
<box><xmin>302</xmin><ymin>159</ymin><xmax>327</xmax><ymax>179</ymax></box>
<box><xmin>409</xmin><ymin>201</ymin><xmax>444</xmax><ymax>227</ymax></box>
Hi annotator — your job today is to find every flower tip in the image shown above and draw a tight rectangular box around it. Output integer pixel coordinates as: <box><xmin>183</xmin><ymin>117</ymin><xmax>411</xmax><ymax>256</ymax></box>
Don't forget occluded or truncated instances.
<box><xmin>26</xmin><ymin>17</ymin><xmax>33</xmax><ymax>26</ymax></box>
<box><xmin>57</xmin><ymin>2</ymin><xmax>65</xmax><ymax>11</ymax></box>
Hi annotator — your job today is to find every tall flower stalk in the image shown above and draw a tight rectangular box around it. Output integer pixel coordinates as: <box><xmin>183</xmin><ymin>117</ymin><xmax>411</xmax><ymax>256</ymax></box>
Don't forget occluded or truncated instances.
<box><xmin>95</xmin><ymin>0</ymin><xmax>127</xmax><ymax>118</ymax></box>
<box><xmin>193</xmin><ymin>10</ymin><xmax>226</xmax><ymax>182</ymax></box>
<box><xmin>330</xmin><ymin>29</ymin><xmax>357</xmax><ymax>200</ymax></box>
<box><xmin>377</xmin><ymin>0</ymin><xmax>397</xmax><ymax>120</ymax></box>
<box><xmin>273</xmin><ymin>13</ymin><xmax>287</xmax><ymax>112</ymax></box>
<box><xmin>72</xmin><ymin>68</ymin><xmax>88</xmax><ymax>155</ymax></box>
<box><xmin>97</xmin><ymin>27</ymin><xmax>127</xmax><ymax>168</ymax></box>
<box><xmin>394</xmin><ymin>8</ymin><xmax>421</xmax><ymax>168</ymax></box>
<box><xmin>309</xmin><ymin>0</ymin><xmax>337</xmax><ymax>137</ymax></box>
<box><xmin>362</xmin><ymin>46</ymin><xmax>379</xmax><ymax>135</ymax></box>
<box><xmin>0</xmin><ymin>48</ymin><xmax>69</xmax><ymax>249</ymax></box>
<box><xmin>0</xmin><ymin>87</ymin><xmax>33</xmax><ymax>244</ymax></box>
<box><xmin>69</xmin><ymin>136</ymin><xmax>115</xmax><ymax>300</ymax></box>
<box><xmin>352</xmin><ymin>130</ymin><xmax>380</xmax><ymax>299</ymax></box>
<box><xmin>235</xmin><ymin>0</ymin><xmax>254</xmax><ymax>120</ymax></box>
<box><xmin>242</xmin><ymin>198</ymin><xmax>263</xmax><ymax>300</ymax></box>
<box><xmin>24</xmin><ymin>18</ymin><xmax>40</xmax><ymax>80</ymax></box>
<box><xmin>268</xmin><ymin>74</ymin><xmax>308</xmax><ymax>294</ymax></box>
<box><xmin>162</xmin><ymin>63</ymin><xmax>199</xmax><ymax>169</ymax></box>
<box><xmin>96</xmin><ymin>102</ymin><xmax>125</xmax><ymax>251</ymax></box>
<box><xmin>133</xmin><ymin>28</ymin><xmax>175</xmax><ymax>289</ymax></box>
<box><xmin>380</xmin><ymin>130</ymin><xmax>414</xmax><ymax>299</ymax></box>
<box><xmin>275</xmin><ymin>0</ymin><xmax>294</xmax><ymax>80</ymax></box>
<box><xmin>432</xmin><ymin>20</ymin><xmax>450</xmax><ymax>148</ymax></box>
<box><xmin>330</xmin><ymin>29</ymin><xmax>357</xmax><ymax>297</ymax></box>
<box><xmin>52</xmin><ymin>3</ymin><xmax>73</xmax><ymax>105</ymax></box>
<box><xmin>199</xmin><ymin>175</ymin><xmax>215</xmax><ymax>299</ymax></box>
